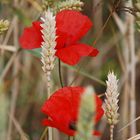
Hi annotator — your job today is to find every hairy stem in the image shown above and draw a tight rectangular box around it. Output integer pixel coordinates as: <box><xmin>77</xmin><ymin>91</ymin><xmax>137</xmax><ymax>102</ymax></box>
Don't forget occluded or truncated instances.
<box><xmin>110</xmin><ymin>125</ymin><xmax>114</xmax><ymax>140</ymax></box>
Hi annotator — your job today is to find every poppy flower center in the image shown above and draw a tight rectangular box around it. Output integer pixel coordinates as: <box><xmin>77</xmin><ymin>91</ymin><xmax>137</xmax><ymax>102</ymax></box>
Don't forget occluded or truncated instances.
<box><xmin>69</xmin><ymin>121</ymin><xmax>77</xmax><ymax>130</ymax></box>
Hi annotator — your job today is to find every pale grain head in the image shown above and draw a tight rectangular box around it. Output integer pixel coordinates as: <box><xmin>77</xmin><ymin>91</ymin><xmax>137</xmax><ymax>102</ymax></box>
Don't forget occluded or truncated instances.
<box><xmin>105</xmin><ymin>72</ymin><xmax>120</xmax><ymax>125</ymax></box>
<box><xmin>40</xmin><ymin>9</ymin><xmax>57</xmax><ymax>94</ymax></box>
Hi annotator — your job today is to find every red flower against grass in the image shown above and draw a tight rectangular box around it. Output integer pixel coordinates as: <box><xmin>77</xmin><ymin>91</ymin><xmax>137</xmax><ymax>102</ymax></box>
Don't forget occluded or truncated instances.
<box><xmin>19</xmin><ymin>10</ymin><xmax>99</xmax><ymax>65</ymax></box>
<box><xmin>41</xmin><ymin>87</ymin><xmax>104</xmax><ymax>136</ymax></box>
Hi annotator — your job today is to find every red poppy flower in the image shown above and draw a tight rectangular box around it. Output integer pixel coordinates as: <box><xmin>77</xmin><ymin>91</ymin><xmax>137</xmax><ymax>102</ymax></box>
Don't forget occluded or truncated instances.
<box><xmin>19</xmin><ymin>10</ymin><xmax>99</xmax><ymax>65</ymax></box>
<box><xmin>41</xmin><ymin>87</ymin><xmax>104</xmax><ymax>136</ymax></box>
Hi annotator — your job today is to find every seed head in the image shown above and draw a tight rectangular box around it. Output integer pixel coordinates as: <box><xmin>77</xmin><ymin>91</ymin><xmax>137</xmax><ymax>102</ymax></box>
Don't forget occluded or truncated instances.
<box><xmin>0</xmin><ymin>20</ymin><xmax>9</xmax><ymax>34</ymax></box>
<box><xmin>105</xmin><ymin>72</ymin><xmax>120</xmax><ymax>125</ymax></box>
<box><xmin>40</xmin><ymin>9</ymin><xmax>57</xmax><ymax>95</ymax></box>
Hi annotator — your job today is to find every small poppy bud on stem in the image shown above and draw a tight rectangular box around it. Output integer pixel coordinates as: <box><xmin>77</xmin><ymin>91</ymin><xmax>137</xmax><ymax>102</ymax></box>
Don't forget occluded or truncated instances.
<box><xmin>76</xmin><ymin>86</ymin><xmax>95</xmax><ymax>140</ymax></box>
<box><xmin>40</xmin><ymin>9</ymin><xmax>57</xmax><ymax>97</ymax></box>
<box><xmin>104</xmin><ymin>72</ymin><xmax>120</xmax><ymax>140</ymax></box>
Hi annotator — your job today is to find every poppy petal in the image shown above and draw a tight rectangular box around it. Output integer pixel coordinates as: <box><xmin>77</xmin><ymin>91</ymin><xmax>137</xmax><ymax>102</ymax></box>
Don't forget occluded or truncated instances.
<box><xmin>51</xmin><ymin>87</ymin><xmax>84</xmax><ymax>120</ymax></box>
<box><xmin>93</xmin><ymin>131</ymin><xmax>101</xmax><ymax>136</ymax></box>
<box><xmin>41</xmin><ymin>87</ymin><xmax>104</xmax><ymax>136</ymax></box>
<box><xmin>42</xmin><ymin>118</ymin><xmax>75</xmax><ymax>136</ymax></box>
<box><xmin>89</xmin><ymin>48</ymin><xmax>99</xmax><ymax>57</ymax></box>
<box><xmin>42</xmin><ymin>96</ymin><xmax>72</xmax><ymax>126</ymax></box>
<box><xmin>19</xmin><ymin>21</ymin><xmax>43</xmax><ymax>49</ymax></box>
<box><xmin>95</xmin><ymin>96</ymin><xmax>104</xmax><ymax>123</ymax></box>
<box><xmin>55</xmin><ymin>43</ymin><xmax>99</xmax><ymax>65</ymax></box>
<box><xmin>95</xmin><ymin>108</ymin><xmax>104</xmax><ymax>123</ymax></box>
<box><xmin>42</xmin><ymin>119</ymin><xmax>55</xmax><ymax>127</ymax></box>
<box><xmin>55</xmin><ymin>32</ymin><xmax>67</xmax><ymax>49</ymax></box>
<box><xmin>56</xmin><ymin>10</ymin><xmax>92</xmax><ymax>46</ymax></box>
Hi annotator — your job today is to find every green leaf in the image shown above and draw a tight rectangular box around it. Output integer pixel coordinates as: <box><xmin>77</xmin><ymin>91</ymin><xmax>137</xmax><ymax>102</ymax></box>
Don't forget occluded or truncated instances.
<box><xmin>62</xmin><ymin>63</ymin><xmax>106</xmax><ymax>86</ymax></box>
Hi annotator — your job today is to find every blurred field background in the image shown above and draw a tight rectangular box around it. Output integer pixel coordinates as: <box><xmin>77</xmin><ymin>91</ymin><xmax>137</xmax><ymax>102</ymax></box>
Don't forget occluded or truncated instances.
<box><xmin>0</xmin><ymin>0</ymin><xmax>140</xmax><ymax>140</ymax></box>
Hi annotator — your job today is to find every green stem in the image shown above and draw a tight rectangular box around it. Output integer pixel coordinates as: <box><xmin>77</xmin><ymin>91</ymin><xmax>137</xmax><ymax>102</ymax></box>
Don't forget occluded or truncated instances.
<box><xmin>58</xmin><ymin>59</ymin><xmax>64</xmax><ymax>88</ymax></box>
<box><xmin>69</xmin><ymin>62</ymin><xmax>84</xmax><ymax>86</ymax></box>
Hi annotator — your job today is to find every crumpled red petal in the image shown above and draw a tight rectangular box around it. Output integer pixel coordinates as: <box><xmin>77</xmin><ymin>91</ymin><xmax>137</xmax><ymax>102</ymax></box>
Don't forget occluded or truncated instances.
<box><xmin>55</xmin><ymin>43</ymin><xmax>99</xmax><ymax>65</ymax></box>
<box><xmin>19</xmin><ymin>21</ymin><xmax>43</xmax><ymax>49</ymax></box>
<box><xmin>41</xmin><ymin>87</ymin><xmax>104</xmax><ymax>136</ymax></box>
<box><xmin>42</xmin><ymin>96</ymin><xmax>72</xmax><ymax>128</ymax></box>
<box><xmin>19</xmin><ymin>10</ymin><xmax>99</xmax><ymax>66</ymax></box>
<box><xmin>56</xmin><ymin>10</ymin><xmax>92</xmax><ymax>47</ymax></box>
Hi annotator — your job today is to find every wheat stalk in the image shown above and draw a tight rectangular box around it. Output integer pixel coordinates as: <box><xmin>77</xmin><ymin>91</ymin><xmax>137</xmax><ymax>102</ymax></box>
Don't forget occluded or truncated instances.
<box><xmin>40</xmin><ymin>9</ymin><xmax>56</xmax><ymax>97</ymax></box>
<box><xmin>105</xmin><ymin>72</ymin><xmax>120</xmax><ymax>140</ymax></box>
<box><xmin>76</xmin><ymin>86</ymin><xmax>95</xmax><ymax>140</ymax></box>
